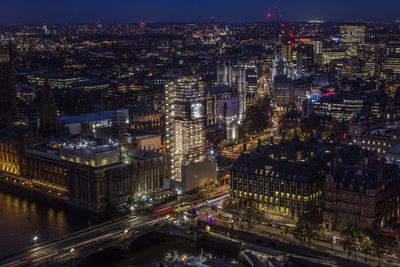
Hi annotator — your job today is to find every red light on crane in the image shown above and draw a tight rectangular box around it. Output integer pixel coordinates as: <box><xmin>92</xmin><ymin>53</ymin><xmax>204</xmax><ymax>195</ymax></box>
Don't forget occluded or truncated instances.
<box><xmin>281</xmin><ymin>23</ymin><xmax>285</xmax><ymax>27</ymax></box>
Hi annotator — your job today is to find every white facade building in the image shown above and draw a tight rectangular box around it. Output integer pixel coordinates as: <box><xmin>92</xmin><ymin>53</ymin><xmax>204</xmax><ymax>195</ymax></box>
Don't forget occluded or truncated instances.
<box><xmin>165</xmin><ymin>77</ymin><xmax>216</xmax><ymax>193</ymax></box>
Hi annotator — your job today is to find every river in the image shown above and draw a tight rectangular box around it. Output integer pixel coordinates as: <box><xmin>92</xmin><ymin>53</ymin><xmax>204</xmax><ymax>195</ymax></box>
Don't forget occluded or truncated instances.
<box><xmin>84</xmin><ymin>237</ymin><xmax>239</xmax><ymax>267</ymax></box>
<box><xmin>0</xmin><ymin>189</ymin><xmax>89</xmax><ymax>258</ymax></box>
<box><xmin>0</xmin><ymin>189</ymin><xmax>240</xmax><ymax>266</ymax></box>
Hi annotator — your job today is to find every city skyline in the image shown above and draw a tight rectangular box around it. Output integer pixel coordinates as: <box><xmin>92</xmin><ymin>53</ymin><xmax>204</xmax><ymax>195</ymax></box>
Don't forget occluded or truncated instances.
<box><xmin>1</xmin><ymin>0</ymin><xmax>400</xmax><ymax>25</ymax></box>
<box><xmin>1</xmin><ymin>0</ymin><xmax>400</xmax><ymax>265</ymax></box>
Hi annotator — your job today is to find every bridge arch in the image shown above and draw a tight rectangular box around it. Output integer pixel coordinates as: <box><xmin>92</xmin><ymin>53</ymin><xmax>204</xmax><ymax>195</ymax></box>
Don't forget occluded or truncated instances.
<box><xmin>71</xmin><ymin>226</ymin><xmax>166</xmax><ymax>266</ymax></box>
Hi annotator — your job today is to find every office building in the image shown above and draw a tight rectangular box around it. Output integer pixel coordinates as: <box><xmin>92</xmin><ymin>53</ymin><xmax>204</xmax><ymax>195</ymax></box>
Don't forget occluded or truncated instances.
<box><xmin>127</xmin><ymin>148</ymin><xmax>167</xmax><ymax>200</ymax></box>
<box><xmin>352</xmin><ymin>124</ymin><xmax>400</xmax><ymax>157</ymax></box>
<box><xmin>218</xmin><ymin>97</ymin><xmax>239</xmax><ymax>141</ymax></box>
<box><xmin>231</xmin><ymin>140</ymin><xmax>327</xmax><ymax>222</ymax></box>
<box><xmin>311</xmin><ymin>92</ymin><xmax>365</xmax><ymax>121</ymax></box>
<box><xmin>59</xmin><ymin>109</ymin><xmax>129</xmax><ymax>137</ymax></box>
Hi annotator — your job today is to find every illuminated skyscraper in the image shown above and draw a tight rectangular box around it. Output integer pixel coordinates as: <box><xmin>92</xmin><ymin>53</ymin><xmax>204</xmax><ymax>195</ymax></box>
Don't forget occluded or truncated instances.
<box><xmin>165</xmin><ymin>77</ymin><xmax>216</xmax><ymax>193</ymax></box>
<box><xmin>0</xmin><ymin>44</ymin><xmax>16</xmax><ymax>122</ymax></box>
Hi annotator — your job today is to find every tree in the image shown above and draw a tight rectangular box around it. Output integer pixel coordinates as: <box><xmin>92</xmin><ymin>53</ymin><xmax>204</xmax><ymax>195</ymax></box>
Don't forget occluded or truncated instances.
<box><xmin>368</xmin><ymin>226</ymin><xmax>385</xmax><ymax>265</ymax></box>
<box><xmin>368</xmin><ymin>224</ymin><xmax>398</xmax><ymax>265</ymax></box>
<box><xmin>293</xmin><ymin>210</ymin><xmax>323</xmax><ymax>248</ymax></box>
<box><xmin>222</xmin><ymin>198</ymin><xmax>264</xmax><ymax>231</ymax></box>
<box><xmin>242</xmin><ymin>96</ymin><xmax>273</xmax><ymax>136</ymax></box>
<box><xmin>341</xmin><ymin>225</ymin><xmax>362</xmax><ymax>260</ymax></box>
<box><xmin>358</xmin><ymin>231</ymin><xmax>372</xmax><ymax>262</ymax></box>
<box><xmin>330</xmin><ymin>120</ymin><xmax>349</xmax><ymax>142</ymax></box>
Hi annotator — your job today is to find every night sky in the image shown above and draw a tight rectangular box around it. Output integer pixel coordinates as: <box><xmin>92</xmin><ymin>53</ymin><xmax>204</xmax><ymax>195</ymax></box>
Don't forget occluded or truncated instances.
<box><xmin>0</xmin><ymin>0</ymin><xmax>399</xmax><ymax>25</ymax></box>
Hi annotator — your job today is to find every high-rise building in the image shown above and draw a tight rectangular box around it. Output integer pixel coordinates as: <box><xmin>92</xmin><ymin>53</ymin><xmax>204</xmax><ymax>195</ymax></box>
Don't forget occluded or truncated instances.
<box><xmin>296</xmin><ymin>43</ymin><xmax>314</xmax><ymax>75</ymax></box>
<box><xmin>0</xmin><ymin>44</ymin><xmax>16</xmax><ymax>122</ymax></box>
<box><xmin>165</xmin><ymin>77</ymin><xmax>216</xmax><ymax>193</ymax></box>
<box><xmin>218</xmin><ymin>97</ymin><xmax>239</xmax><ymax>141</ymax></box>
<box><xmin>231</xmin><ymin>66</ymin><xmax>247</xmax><ymax>121</ymax></box>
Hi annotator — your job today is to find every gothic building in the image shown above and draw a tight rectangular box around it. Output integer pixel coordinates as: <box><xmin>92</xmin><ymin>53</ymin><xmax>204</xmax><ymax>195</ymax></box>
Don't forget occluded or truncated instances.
<box><xmin>216</xmin><ymin>64</ymin><xmax>247</xmax><ymax>121</ymax></box>
<box><xmin>38</xmin><ymin>79</ymin><xmax>59</xmax><ymax>137</ymax></box>
<box><xmin>0</xmin><ymin>44</ymin><xmax>16</xmax><ymax>122</ymax></box>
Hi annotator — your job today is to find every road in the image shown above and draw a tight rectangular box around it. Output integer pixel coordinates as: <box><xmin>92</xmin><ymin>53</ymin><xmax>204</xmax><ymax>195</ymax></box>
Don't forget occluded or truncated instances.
<box><xmin>0</xmin><ymin>215</ymin><xmax>167</xmax><ymax>267</ymax></box>
<box><xmin>221</xmin><ymin>131</ymin><xmax>271</xmax><ymax>159</ymax></box>
<box><xmin>1</xmin><ymin>185</ymin><xmax>231</xmax><ymax>267</ymax></box>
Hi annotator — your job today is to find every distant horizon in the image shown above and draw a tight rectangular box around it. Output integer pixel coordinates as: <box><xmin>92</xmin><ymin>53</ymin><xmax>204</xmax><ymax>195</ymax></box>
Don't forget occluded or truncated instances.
<box><xmin>0</xmin><ymin>20</ymin><xmax>398</xmax><ymax>27</ymax></box>
<box><xmin>1</xmin><ymin>0</ymin><xmax>399</xmax><ymax>25</ymax></box>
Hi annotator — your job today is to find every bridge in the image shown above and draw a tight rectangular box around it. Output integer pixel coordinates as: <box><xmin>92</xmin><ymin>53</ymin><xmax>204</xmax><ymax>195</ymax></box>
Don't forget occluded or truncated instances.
<box><xmin>0</xmin><ymin>215</ymin><xmax>169</xmax><ymax>267</ymax></box>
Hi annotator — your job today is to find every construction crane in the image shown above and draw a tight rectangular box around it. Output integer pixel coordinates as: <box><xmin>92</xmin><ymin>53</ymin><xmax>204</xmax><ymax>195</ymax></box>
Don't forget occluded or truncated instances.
<box><xmin>266</xmin><ymin>7</ymin><xmax>296</xmax><ymax>47</ymax></box>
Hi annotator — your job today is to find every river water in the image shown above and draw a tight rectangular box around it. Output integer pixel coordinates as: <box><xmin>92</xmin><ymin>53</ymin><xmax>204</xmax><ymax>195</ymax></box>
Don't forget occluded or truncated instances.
<box><xmin>0</xmin><ymin>189</ymin><xmax>240</xmax><ymax>266</ymax></box>
<box><xmin>85</xmin><ymin>237</ymin><xmax>239</xmax><ymax>267</ymax></box>
<box><xmin>0</xmin><ymin>189</ymin><xmax>89</xmax><ymax>257</ymax></box>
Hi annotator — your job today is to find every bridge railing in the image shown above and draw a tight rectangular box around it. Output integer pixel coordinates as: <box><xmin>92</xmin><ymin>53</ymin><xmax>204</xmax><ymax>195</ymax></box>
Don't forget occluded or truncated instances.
<box><xmin>0</xmin><ymin>214</ymin><xmax>134</xmax><ymax>262</ymax></box>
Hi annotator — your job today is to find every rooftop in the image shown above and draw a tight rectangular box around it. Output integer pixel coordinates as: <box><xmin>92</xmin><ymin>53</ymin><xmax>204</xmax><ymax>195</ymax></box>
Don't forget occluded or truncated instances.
<box><xmin>59</xmin><ymin>108</ymin><xmax>128</xmax><ymax>124</ymax></box>
<box><xmin>61</xmin><ymin>138</ymin><xmax>119</xmax><ymax>153</ymax></box>
<box><xmin>127</xmin><ymin>149</ymin><xmax>164</xmax><ymax>160</ymax></box>
<box><xmin>206</xmin><ymin>85</ymin><xmax>232</xmax><ymax>95</ymax></box>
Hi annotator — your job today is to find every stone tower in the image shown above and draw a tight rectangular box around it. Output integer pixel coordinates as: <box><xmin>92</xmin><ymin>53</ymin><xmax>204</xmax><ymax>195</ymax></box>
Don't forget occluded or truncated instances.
<box><xmin>38</xmin><ymin>78</ymin><xmax>58</xmax><ymax>137</ymax></box>
<box><xmin>0</xmin><ymin>44</ymin><xmax>16</xmax><ymax>122</ymax></box>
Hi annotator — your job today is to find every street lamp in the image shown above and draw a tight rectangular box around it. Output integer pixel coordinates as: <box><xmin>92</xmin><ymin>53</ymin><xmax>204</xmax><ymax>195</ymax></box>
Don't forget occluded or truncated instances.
<box><xmin>124</xmin><ymin>229</ymin><xmax>128</xmax><ymax>235</ymax></box>
<box><xmin>70</xmin><ymin>248</ymin><xmax>75</xmax><ymax>253</ymax></box>
<box><xmin>33</xmin><ymin>235</ymin><xmax>38</xmax><ymax>245</ymax></box>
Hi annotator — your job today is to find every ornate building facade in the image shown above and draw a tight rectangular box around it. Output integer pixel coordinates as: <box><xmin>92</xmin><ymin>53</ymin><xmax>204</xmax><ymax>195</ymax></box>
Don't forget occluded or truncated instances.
<box><xmin>323</xmin><ymin>158</ymin><xmax>400</xmax><ymax>230</ymax></box>
<box><xmin>38</xmin><ymin>79</ymin><xmax>59</xmax><ymax>137</ymax></box>
<box><xmin>0</xmin><ymin>44</ymin><xmax>16</xmax><ymax>121</ymax></box>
